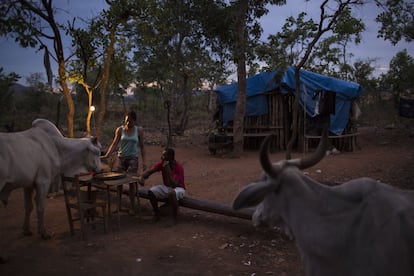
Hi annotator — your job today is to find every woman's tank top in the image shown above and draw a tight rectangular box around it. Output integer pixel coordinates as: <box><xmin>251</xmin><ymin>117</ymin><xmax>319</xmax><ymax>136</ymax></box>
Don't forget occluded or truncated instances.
<box><xmin>118</xmin><ymin>126</ymin><xmax>139</xmax><ymax>158</ymax></box>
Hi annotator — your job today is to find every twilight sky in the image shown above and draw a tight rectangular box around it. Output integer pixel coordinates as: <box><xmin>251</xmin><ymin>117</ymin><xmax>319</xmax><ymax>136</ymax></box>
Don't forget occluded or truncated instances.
<box><xmin>0</xmin><ymin>0</ymin><xmax>412</xmax><ymax>85</ymax></box>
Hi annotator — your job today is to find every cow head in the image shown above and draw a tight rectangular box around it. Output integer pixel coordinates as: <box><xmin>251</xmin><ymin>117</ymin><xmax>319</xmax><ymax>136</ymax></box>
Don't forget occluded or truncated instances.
<box><xmin>59</xmin><ymin>137</ymin><xmax>103</xmax><ymax>177</ymax></box>
<box><xmin>84</xmin><ymin>137</ymin><xmax>103</xmax><ymax>173</ymax></box>
<box><xmin>233</xmin><ymin>128</ymin><xmax>328</xmax><ymax>235</ymax></box>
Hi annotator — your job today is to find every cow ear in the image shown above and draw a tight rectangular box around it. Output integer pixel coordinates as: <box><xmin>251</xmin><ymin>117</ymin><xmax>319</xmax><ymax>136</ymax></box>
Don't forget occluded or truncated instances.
<box><xmin>233</xmin><ymin>181</ymin><xmax>277</xmax><ymax>210</ymax></box>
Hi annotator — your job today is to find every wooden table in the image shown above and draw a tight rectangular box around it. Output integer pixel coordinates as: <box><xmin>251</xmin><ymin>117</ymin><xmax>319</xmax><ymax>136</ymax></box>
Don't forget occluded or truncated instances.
<box><xmin>94</xmin><ymin>174</ymin><xmax>140</xmax><ymax>230</ymax></box>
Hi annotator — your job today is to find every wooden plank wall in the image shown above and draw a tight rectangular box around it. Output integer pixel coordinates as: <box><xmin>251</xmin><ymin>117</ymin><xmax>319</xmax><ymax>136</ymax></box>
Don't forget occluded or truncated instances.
<box><xmin>241</xmin><ymin>92</ymin><xmax>294</xmax><ymax>150</ymax></box>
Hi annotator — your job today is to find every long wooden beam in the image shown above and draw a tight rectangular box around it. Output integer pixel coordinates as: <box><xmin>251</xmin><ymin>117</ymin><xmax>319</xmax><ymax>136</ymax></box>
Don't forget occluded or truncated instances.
<box><xmin>137</xmin><ymin>188</ymin><xmax>254</xmax><ymax>220</ymax></box>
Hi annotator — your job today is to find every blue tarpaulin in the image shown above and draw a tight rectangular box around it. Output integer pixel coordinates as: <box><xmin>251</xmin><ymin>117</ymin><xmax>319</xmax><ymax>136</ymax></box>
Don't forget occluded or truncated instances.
<box><xmin>215</xmin><ymin>66</ymin><xmax>364</xmax><ymax>135</ymax></box>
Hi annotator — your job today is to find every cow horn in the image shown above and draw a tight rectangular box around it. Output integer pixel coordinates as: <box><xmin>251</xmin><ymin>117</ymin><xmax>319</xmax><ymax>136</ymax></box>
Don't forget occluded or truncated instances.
<box><xmin>287</xmin><ymin>127</ymin><xmax>328</xmax><ymax>169</ymax></box>
<box><xmin>260</xmin><ymin>127</ymin><xmax>328</xmax><ymax>178</ymax></box>
<box><xmin>259</xmin><ymin>135</ymin><xmax>283</xmax><ymax>179</ymax></box>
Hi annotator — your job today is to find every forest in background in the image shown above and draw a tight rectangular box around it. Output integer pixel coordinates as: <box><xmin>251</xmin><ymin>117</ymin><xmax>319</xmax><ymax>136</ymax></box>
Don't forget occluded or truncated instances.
<box><xmin>1</xmin><ymin>0</ymin><xmax>413</xmax><ymax>151</ymax></box>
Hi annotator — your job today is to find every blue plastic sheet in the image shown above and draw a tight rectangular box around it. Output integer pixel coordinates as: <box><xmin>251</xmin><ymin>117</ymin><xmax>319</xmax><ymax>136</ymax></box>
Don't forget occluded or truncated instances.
<box><xmin>215</xmin><ymin>66</ymin><xmax>364</xmax><ymax>135</ymax></box>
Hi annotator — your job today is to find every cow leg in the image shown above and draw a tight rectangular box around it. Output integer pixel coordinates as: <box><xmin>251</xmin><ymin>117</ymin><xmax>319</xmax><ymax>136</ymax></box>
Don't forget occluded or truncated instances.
<box><xmin>34</xmin><ymin>188</ymin><xmax>51</xmax><ymax>240</ymax></box>
<box><xmin>22</xmin><ymin>187</ymin><xmax>34</xmax><ymax>236</ymax></box>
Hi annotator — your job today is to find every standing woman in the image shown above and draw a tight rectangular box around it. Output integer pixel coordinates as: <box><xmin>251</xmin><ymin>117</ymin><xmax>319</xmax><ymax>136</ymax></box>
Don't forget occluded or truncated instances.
<box><xmin>102</xmin><ymin>110</ymin><xmax>146</xmax><ymax>214</ymax></box>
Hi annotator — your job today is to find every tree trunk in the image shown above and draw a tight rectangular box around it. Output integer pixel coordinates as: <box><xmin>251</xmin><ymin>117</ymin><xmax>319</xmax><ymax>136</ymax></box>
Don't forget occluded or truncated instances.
<box><xmin>58</xmin><ymin>60</ymin><xmax>74</xmax><ymax>138</ymax></box>
<box><xmin>208</xmin><ymin>86</ymin><xmax>215</xmax><ymax>113</ymax></box>
<box><xmin>96</xmin><ymin>27</ymin><xmax>116</xmax><ymax>140</ymax></box>
<box><xmin>285</xmin><ymin>67</ymin><xmax>301</xmax><ymax>159</ymax></box>
<box><xmin>284</xmin><ymin>1</ymin><xmax>350</xmax><ymax>158</ymax></box>
<box><xmin>171</xmin><ymin>35</ymin><xmax>185</xmax><ymax>134</ymax></box>
<box><xmin>84</xmin><ymin>84</ymin><xmax>93</xmax><ymax>137</ymax></box>
<box><xmin>232</xmin><ymin>0</ymin><xmax>249</xmax><ymax>157</ymax></box>
<box><xmin>165</xmin><ymin>100</ymin><xmax>172</xmax><ymax>147</ymax></box>
<box><xmin>177</xmin><ymin>73</ymin><xmax>191</xmax><ymax>134</ymax></box>
<box><xmin>51</xmin><ymin>4</ymin><xmax>74</xmax><ymax>138</ymax></box>
<box><xmin>233</xmin><ymin>59</ymin><xmax>247</xmax><ymax>157</ymax></box>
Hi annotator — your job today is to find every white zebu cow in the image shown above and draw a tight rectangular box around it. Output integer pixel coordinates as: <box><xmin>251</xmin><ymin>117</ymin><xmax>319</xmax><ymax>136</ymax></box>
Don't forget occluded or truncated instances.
<box><xmin>32</xmin><ymin>118</ymin><xmax>64</xmax><ymax>137</ymax></box>
<box><xmin>233</xmin><ymin>129</ymin><xmax>414</xmax><ymax>276</ymax></box>
<box><xmin>0</xmin><ymin>119</ymin><xmax>102</xmax><ymax>239</ymax></box>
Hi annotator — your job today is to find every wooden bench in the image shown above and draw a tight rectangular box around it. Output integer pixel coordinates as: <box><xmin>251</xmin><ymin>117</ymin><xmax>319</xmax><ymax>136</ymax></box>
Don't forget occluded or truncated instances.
<box><xmin>304</xmin><ymin>132</ymin><xmax>360</xmax><ymax>153</ymax></box>
<box><xmin>135</xmin><ymin>188</ymin><xmax>253</xmax><ymax>220</ymax></box>
<box><xmin>92</xmin><ymin>177</ymin><xmax>253</xmax><ymax>221</ymax></box>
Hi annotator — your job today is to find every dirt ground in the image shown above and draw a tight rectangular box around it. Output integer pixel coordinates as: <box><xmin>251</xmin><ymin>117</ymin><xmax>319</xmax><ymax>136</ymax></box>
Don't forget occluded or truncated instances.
<box><xmin>1</xmin><ymin>125</ymin><xmax>414</xmax><ymax>276</ymax></box>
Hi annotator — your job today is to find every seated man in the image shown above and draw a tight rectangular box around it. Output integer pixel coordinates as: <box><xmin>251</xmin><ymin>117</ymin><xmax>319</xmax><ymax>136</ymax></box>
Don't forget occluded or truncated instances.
<box><xmin>139</xmin><ymin>148</ymin><xmax>185</xmax><ymax>223</ymax></box>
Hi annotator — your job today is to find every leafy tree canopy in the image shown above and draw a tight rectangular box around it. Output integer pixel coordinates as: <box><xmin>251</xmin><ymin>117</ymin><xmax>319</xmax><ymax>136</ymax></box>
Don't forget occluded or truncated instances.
<box><xmin>376</xmin><ymin>0</ymin><xmax>414</xmax><ymax>45</ymax></box>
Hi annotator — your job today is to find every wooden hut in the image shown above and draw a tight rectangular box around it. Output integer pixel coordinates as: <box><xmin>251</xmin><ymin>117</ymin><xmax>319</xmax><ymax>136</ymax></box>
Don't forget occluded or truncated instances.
<box><xmin>211</xmin><ymin>67</ymin><xmax>364</xmax><ymax>152</ymax></box>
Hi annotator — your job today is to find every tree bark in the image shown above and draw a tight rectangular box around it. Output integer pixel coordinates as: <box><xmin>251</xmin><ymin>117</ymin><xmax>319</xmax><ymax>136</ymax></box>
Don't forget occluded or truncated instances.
<box><xmin>232</xmin><ymin>0</ymin><xmax>249</xmax><ymax>157</ymax></box>
<box><xmin>96</xmin><ymin>27</ymin><xmax>116</xmax><ymax>140</ymax></box>
<box><xmin>285</xmin><ymin>67</ymin><xmax>301</xmax><ymax>159</ymax></box>
<box><xmin>177</xmin><ymin>73</ymin><xmax>190</xmax><ymax>135</ymax></box>
<box><xmin>59</xmin><ymin>61</ymin><xmax>74</xmax><ymax>138</ymax></box>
